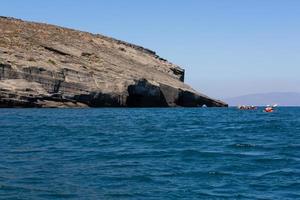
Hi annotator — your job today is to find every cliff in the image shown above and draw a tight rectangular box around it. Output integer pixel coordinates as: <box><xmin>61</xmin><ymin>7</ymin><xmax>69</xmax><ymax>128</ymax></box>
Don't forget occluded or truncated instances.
<box><xmin>0</xmin><ymin>17</ymin><xmax>227</xmax><ymax>108</ymax></box>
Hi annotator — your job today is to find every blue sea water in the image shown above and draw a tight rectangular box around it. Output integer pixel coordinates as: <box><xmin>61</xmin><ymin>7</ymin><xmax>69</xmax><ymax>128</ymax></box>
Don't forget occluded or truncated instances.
<box><xmin>0</xmin><ymin>108</ymin><xmax>300</xmax><ymax>200</ymax></box>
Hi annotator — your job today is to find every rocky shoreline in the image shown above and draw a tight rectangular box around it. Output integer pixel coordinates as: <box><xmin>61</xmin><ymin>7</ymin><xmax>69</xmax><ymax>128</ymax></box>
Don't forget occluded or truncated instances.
<box><xmin>0</xmin><ymin>17</ymin><xmax>227</xmax><ymax>108</ymax></box>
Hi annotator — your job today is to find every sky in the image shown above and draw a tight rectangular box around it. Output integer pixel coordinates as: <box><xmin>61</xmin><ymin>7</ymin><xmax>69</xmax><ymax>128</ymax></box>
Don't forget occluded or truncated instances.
<box><xmin>1</xmin><ymin>0</ymin><xmax>300</xmax><ymax>99</ymax></box>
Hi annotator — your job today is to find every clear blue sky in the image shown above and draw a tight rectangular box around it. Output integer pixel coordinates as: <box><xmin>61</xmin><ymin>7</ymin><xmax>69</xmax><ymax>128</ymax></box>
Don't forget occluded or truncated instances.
<box><xmin>2</xmin><ymin>0</ymin><xmax>300</xmax><ymax>99</ymax></box>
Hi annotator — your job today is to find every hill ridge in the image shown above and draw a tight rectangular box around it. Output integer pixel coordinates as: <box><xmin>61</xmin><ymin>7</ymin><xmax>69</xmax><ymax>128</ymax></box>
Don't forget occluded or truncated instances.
<box><xmin>0</xmin><ymin>16</ymin><xmax>227</xmax><ymax>107</ymax></box>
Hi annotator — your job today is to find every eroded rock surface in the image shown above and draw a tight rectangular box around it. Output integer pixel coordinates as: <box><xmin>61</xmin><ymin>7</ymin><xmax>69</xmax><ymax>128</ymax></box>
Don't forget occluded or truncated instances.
<box><xmin>0</xmin><ymin>16</ymin><xmax>227</xmax><ymax>107</ymax></box>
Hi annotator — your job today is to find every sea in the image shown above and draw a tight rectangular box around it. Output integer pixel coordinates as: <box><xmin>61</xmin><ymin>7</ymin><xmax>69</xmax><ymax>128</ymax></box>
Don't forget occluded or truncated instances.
<box><xmin>0</xmin><ymin>108</ymin><xmax>299</xmax><ymax>199</ymax></box>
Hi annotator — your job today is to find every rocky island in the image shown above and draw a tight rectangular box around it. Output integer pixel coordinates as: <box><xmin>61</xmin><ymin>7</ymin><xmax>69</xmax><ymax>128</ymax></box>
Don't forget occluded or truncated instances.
<box><xmin>0</xmin><ymin>17</ymin><xmax>227</xmax><ymax>108</ymax></box>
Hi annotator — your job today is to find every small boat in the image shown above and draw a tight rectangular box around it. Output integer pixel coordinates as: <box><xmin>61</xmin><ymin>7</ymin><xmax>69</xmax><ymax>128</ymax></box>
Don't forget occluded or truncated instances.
<box><xmin>238</xmin><ymin>105</ymin><xmax>257</xmax><ymax>110</ymax></box>
<box><xmin>264</xmin><ymin>107</ymin><xmax>274</xmax><ymax>112</ymax></box>
<box><xmin>264</xmin><ymin>104</ymin><xmax>277</xmax><ymax>113</ymax></box>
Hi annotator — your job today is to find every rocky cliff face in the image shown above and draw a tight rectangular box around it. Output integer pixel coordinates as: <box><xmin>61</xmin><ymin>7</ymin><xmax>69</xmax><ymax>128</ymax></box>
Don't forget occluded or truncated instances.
<box><xmin>0</xmin><ymin>17</ymin><xmax>227</xmax><ymax>108</ymax></box>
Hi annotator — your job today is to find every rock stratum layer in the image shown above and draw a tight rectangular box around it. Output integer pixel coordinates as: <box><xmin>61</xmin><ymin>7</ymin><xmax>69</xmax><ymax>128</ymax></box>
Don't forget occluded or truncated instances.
<box><xmin>0</xmin><ymin>17</ymin><xmax>227</xmax><ymax>108</ymax></box>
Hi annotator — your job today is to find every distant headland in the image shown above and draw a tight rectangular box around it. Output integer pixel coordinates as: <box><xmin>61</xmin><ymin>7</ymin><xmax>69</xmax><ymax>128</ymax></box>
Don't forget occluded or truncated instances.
<box><xmin>225</xmin><ymin>92</ymin><xmax>300</xmax><ymax>107</ymax></box>
<box><xmin>0</xmin><ymin>16</ymin><xmax>227</xmax><ymax>108</ymax></box>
